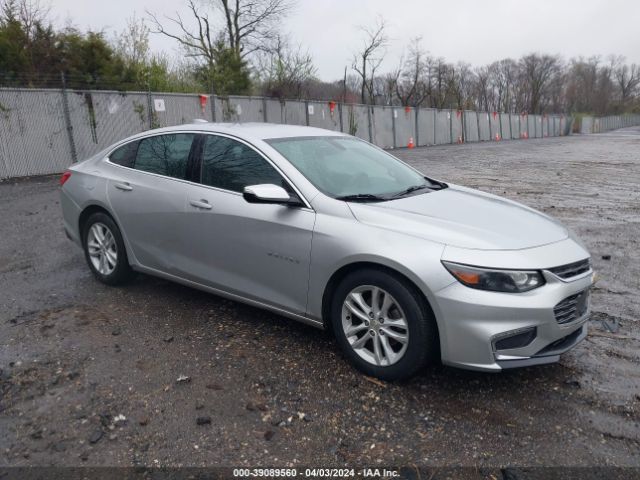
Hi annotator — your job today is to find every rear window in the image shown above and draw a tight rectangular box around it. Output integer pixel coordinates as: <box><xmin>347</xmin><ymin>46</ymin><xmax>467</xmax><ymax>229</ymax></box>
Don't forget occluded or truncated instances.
<box><xmin>109</xmin><ymin>141</ymin><xmax>139</xmax><ymax>168</ymax></box>
<box><xmin>134</xmin><ymin>134</ymin><xmax>195</xmax><ymax>180</ymax></box>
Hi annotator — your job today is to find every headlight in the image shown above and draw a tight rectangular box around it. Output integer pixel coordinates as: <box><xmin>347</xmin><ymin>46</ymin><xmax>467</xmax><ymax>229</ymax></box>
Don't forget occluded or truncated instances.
<box><xmin>442</xmin><ymin>261</ymin><xmax>545</xmax><ymax>293</ymax></box>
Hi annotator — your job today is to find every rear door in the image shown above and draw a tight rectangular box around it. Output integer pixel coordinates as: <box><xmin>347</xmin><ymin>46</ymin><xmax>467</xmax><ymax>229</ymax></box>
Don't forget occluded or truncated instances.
<box><xmin>180</xmin><ymin>133</ymin><xmax>315</xmax><ymax>315</ymax></box>
<box><xmin>106</xmin><ymin>132</ymin><xmax>198</xmax><ymax>274</ymax></box>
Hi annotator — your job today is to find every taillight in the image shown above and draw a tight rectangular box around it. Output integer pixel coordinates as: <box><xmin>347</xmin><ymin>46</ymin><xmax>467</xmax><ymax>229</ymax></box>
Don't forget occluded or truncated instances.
<box><xmin>60</xmin><ymin>171</ymin><xmax>72</xmax><ymax>186</ymax></box>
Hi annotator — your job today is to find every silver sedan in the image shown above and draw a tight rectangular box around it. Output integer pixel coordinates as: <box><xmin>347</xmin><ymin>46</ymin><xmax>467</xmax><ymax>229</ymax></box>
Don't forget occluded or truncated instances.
<box><xmin>59</xmin><ymin>123</ymin><xmax>593</xmax><ymax>380</ymax></box>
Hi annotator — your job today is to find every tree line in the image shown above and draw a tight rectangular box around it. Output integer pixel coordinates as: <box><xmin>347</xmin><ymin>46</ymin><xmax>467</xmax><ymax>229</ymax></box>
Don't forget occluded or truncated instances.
<box><xmin>1</xmin><ymin>0</ymin><xmax>638</xmax><ymax>115</ymax></box>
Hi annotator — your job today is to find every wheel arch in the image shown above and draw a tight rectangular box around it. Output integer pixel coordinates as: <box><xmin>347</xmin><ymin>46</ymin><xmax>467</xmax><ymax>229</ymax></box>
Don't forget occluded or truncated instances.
<box><xmin>321</xmin><ymin>261</ymin><xmax>440</xmax><ymax>342</ymax></box>
<box><xmin>78</xmin><ymin>203</ymin><xmax>137</xmax><ymax>266</ymax></box>
<box><xmin>78</xmin><ymin>204</ymin><xmax>114</xmax><ymax>236</ymax></box>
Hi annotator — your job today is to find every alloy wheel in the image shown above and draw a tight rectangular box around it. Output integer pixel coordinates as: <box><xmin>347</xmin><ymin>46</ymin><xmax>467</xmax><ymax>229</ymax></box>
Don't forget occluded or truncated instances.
<box><xmin>341</xmin><ymin>285</ymin><xmax>409</xmax><ymax>366</ymax></box>
<box><xmin>87</xmin><ymin>222</ymin><xmax>118</xmax><ymax>276</ymax></box>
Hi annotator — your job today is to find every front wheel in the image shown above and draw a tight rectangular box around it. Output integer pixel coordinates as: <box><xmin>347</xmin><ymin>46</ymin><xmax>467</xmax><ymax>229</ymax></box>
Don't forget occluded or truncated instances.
<box><xmin>82</xmin><ymin>212</ymin><xmax>134</xmax><ymax>285</ymax></box>
<box><xmin>330</xmin><ymin>269</ymin><xmax>439</xmax><ymax>381</ymax></box>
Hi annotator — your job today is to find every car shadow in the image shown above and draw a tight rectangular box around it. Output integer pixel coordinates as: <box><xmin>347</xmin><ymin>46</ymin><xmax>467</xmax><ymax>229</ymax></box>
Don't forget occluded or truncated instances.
<box><xmin>121</xmin><ymin>271</ymin><xmax>577</xmax><ymax>395</ymax></box>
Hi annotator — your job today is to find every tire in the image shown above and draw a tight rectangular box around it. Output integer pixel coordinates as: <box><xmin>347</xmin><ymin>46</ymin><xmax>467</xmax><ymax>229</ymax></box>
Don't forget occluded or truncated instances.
<box><xmin>330</xmin><ymin>268</ymin><xmax>439</xmax><ymax>381</ymax></box>
<box><xmin>82</xmin><ymin>212</ymin><xmax>134</xmax><ymax>285</ymax></box>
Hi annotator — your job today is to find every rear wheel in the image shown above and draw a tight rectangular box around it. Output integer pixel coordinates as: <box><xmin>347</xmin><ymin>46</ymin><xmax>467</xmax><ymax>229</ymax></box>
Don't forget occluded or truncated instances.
<box><xmin>82</xmin><ymin>212</ymin><xmax>133</xmax><ymax>285</ymax></box>
<box><xmin>330</xmin><ymin>268</ymin><xmax>438</xmax><ymax>381</ymax></box>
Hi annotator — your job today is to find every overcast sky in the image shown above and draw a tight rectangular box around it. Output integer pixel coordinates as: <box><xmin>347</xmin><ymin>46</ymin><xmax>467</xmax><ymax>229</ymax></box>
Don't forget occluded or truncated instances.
<box><xmin>52</xmin><ymin>0</ymin><xmax>640</xmax><ymax>80</ymax></box>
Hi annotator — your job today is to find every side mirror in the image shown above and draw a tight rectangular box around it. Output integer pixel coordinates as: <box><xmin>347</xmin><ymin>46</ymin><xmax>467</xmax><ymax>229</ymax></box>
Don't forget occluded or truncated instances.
<box><xmin>243</xmin><ymin>184</ymin><xmax>302</xmax><ymax>206</ymax></box>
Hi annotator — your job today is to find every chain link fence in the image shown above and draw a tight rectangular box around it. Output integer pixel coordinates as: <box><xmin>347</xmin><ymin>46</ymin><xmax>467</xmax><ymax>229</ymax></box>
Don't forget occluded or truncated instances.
<box><xmin>1</xmin><ymin>87</ymin><xmax>621</xmax><ymax>180</ymax></box>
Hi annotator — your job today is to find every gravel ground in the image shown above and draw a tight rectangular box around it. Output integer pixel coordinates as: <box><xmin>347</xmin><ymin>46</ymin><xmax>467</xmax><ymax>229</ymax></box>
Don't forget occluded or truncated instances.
<box><xmin>1</xmin><ymin>128</ymin><xmax>639</xmax><ymax>469</ymax></box>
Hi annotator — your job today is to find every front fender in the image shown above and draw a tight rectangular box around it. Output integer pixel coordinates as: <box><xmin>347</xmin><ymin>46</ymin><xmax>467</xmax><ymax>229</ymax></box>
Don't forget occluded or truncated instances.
<box><xmin>306</xmin><ymin>212</ymin><xmax>453</xmax><ymax>335</ymax></box>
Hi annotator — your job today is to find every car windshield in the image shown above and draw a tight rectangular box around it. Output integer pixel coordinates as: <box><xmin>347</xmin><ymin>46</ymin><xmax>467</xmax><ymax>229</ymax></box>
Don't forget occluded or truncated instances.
<box><xmin>267</xmin><ymin>136</ymin><xmax>433</xmax><ymax>200</ymax></box>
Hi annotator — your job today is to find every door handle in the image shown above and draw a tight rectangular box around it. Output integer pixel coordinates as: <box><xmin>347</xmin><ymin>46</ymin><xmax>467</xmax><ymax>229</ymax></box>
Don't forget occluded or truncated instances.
<box><xmin>114</xmin><ymin>182</ymin><xmax>133</xmax><ymax>191</ymax></box>
<box><xmin>189</xmin><ymin>199</ymin><xmax>212</xmax><ymax>210</ymax></box>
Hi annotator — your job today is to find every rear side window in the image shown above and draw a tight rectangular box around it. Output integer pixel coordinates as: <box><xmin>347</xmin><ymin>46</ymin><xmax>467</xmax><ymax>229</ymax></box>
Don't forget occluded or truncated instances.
<box><xmin>109</xmin><ymin>141</ymin><xmax>139</xmax><ymax>168</ymax></box>
<box><xmin>134</xmin><ymin>134</ymin><xmax>195</xmax><ymax>180</ymax></box>
<box><xmin>201</xmin><ymin>135</ymin><xmax>283</xmax><ymax>192</ymax></box>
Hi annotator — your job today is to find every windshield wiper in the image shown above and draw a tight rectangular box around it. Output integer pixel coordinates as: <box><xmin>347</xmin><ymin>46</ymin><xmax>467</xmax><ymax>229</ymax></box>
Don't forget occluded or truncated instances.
<box><xmin>391</xmin><ymin>184</ymin><xmax>431</xmax><ymax>198</ymax></box>
<box><xmin>392</xmin><ymin>178</ymin><xmax>448</xmax><ymax>198</ymax></box>
<box><xmin>426</xmin><ymin>178</ymin><xmax>448</xmax><ymax>190</ymax></box>
<box><xmin>335</xmin><ymin>193</ymin><xmax>388</xmax><ymax>202</ymax></box>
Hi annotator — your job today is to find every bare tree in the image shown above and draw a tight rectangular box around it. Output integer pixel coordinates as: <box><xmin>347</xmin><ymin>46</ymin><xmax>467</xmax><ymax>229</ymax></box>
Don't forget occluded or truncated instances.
<box><xmin>613</xmin><ymin>58</ymin><xmax>640</xmax><ymax>104</ymax></box>
<box><xmin>344</xmin><ymin>73</ymin><xmax>362</xmax><ymax>102</ymax></box>
<box><xmin>593</xmin><ymin>57</ymin><xmax>616</xmax><ymax>113</ymax></box>
<box><xmin>518</xmin><ymin>53</ymin><xmax>562</xmax><ymax>113</ymax></box>
<box><xmin>115</xmin><ymin>13</ymin><xmax>150</xmax><ymax>67</ymax></box>
<box><xmin>147</xmin><ymin>0</ymin><xmax>293</xmax><ymax>95</ymax></box>
<box><xmin>256</xmin><ymin>34</ymin><xmax>316</xmax><ymax>98</ymax></box>
<box><xmin>473</xmin><ymin>66</ymin><xmax>490</xmax><ymax>111</ymax></box>
<box><xmin>380</xmin><ymin>70</ymin><xmax>399</xmax><ymax>105</ymax></box>
<box><xmin>16</xmin><ymin>0</ymin><xmax>49</xmax><ymax>38</ymax></box>
<box><xmin>147</xmin><ymin>0</ymin><xmax>219</xmax><ymax>71</ymax></box>
<box><xmin>451</xmin><ymin>62</ymin><xmax>474</xmax><ymax>109</ymax></box>
<box><xmin>352</xmin><ymin>17</ymin><xmax>388</xmax><ymax>104</ymax></box>
<box><xmin>428</xmin><ymin>57</ymin><xmax>450</xmax><ymax>109</ymax></box>
<box><xmin>0</xmin><ymin>0</ymin><xmax>14</xmax><ymax>24</ymax></box>
<box><xmin>393</xmin><ymin>37</ymin><xmax>429</xmax><ymax>107</ymax></box>
<box><xmin>217</xmin><ymin>0</ymin><xmax>293</xmax><ymax>58</ymax></box>
<box><xmin>563</xmin><ymin>56</ymin><xmax>599</xmax><ymax>113</ymax></box>
<box><xmin>489</xmin><ymin>59</ymin><xmax>517</xmax><ymax>112</ymax></box>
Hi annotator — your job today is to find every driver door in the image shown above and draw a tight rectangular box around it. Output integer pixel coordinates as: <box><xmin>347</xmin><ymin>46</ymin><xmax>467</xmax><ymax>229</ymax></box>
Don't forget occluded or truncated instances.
<box><xmin>180</xmin><ymin>133</ymin><xmax>315</xmax><ymax>315</ymax></box>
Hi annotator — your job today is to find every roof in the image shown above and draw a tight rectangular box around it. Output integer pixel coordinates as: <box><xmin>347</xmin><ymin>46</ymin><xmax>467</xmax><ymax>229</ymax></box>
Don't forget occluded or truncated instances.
<box><xmin>162</xmin><ymin>122</ymin><xmax>349</xmax><ymax>141</ymax></box>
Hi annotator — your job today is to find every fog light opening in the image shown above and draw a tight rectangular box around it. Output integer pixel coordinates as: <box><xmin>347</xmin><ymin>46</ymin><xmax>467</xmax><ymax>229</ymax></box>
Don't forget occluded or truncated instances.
<box><xmin>493</xmin><ymin>327</ymin><xmax>537</xmax><ymax>351</ymax></box>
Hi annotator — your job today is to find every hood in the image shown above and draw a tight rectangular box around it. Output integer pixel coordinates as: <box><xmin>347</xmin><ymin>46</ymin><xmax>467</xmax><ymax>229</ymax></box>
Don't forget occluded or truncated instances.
<box><xmin>348</xmin><ymin>185</ymin><xmax>568</xmax><ymax>250</ymax></box>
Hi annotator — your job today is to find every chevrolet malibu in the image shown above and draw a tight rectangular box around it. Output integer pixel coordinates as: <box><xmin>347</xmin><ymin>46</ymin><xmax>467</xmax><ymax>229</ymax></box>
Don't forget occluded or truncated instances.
<box><xmin>60</xmin><ymin>123</ymin><xmax>593</xmax><ymax>380</ymax></box>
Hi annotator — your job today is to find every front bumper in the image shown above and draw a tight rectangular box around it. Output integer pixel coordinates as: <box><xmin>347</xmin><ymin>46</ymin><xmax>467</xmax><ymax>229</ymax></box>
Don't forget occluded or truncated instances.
<box><xmin>433</xmin><ymin>265</ymin><xmax>593</xmax><ymax>372</ymax></box>
<box><xmin>496</xmin><ymin>324</ymin><xmax>587</xmax><ymax>369</ymax></box>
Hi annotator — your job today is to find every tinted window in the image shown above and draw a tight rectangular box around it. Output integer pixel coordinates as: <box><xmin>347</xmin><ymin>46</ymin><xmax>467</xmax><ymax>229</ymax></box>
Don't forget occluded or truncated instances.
<box><xmin>109</xmin><ymin>141</ymin><xmax>139</xmax><ymax>168</ymax></box>
<box><xmin>201</xmin><ymin>135</ymin><xmax>284</xmax><ymax>193</ymax></box>
<box><xmin>134</xmin><ymin>134</ymin><xmax>195</xmax><ymax>179</ymax></box>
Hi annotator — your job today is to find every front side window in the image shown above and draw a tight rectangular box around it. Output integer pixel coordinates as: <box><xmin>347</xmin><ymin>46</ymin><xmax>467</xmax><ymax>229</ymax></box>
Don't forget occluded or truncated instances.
<box><xmin>201</xmin><ymin>135</ymin><xmax>284</xmax><ymax>193</ymax></box>
<box><xmin>134</xmin><ymin>133</ymin><xmax>195</xmax><ymax>180</ymax></box>
<box><xmin>267</xmin><ymin>136</ymin><xmax>429</xmax><ymax>198</ymax></box>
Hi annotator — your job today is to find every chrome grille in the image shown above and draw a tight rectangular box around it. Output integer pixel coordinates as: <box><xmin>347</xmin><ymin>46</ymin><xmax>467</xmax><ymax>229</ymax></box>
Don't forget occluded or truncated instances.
<box><xmin>554</xmin><ymin>289</ymin><xmax>590</xmax><ymax>324</ymax></box>
<box><xmin>548</xmin><ymin>259</ymin><xmax>591</xmax><ymax>279</ymax></box>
